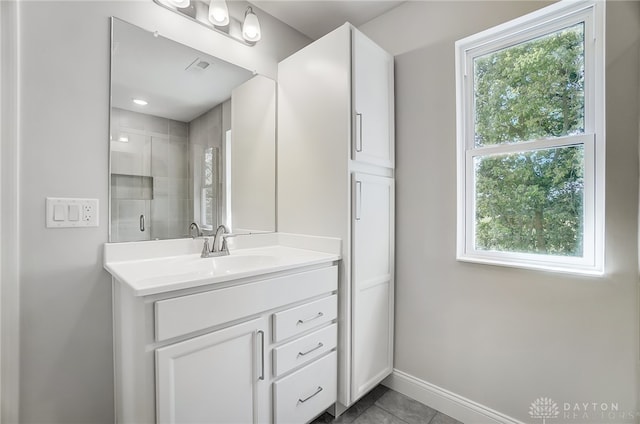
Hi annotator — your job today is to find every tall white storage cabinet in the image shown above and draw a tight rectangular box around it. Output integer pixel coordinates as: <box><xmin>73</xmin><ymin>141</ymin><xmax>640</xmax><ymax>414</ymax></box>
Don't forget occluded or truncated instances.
<box><xmin>278</xmin><ymin>23</ymin><xmax>394</xmax><ymax>411</ymax></box>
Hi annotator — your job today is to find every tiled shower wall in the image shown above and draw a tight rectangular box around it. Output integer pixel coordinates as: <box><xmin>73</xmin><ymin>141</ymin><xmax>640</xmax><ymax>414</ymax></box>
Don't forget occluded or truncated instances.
<box><xmin>110</xmin><ymin>108</ymin><xmax>192</xmax><ymax>241</ymax></box>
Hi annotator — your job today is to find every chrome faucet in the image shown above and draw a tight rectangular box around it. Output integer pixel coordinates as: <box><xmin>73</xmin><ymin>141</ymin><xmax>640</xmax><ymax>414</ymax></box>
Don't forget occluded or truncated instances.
<box><xmin>201</xmin><ymin>224</ymin><xmax>231</xmax><ymax>258</ymax></box>
<box><xmin>212</xmin><ymin>224</ymin><xmax>230</xmax><ymax>253</ymax></box>
<box><xmin>189</xmin><ymin>222</ymin><xmax>202</xmax><ymax>239</ymax></box>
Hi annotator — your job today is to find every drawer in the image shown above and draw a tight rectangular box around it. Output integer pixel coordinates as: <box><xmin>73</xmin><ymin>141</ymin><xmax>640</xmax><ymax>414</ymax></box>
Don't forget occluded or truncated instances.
<box><xmin>273</xmin><ymin>352</ymin><xmax>337</xmax><ymax>424</ymax></box>
<box><xmin>273</xmin><ymin>324</ymin><xmax>337</xmax><ymax>377</ymax></box>
<box><xmin>155</xmin><ymin>266</ymin><xmax>337</xmax><ymax>341</ymax></box>
<box><xmin>272</xmin><ymin>295</ymin><xmax>337</xmax><ymax>342</ymax></box>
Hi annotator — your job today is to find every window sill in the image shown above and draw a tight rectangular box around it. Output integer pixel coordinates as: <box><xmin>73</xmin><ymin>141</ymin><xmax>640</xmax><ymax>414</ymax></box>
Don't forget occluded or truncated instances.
<box><xmin>456</xmin><ymin>254</ymin><xmax>605</xmax><ymax>278</ymax></box>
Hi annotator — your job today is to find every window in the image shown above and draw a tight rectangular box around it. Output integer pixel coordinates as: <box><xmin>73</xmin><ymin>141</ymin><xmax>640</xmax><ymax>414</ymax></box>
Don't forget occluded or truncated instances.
<box><xmin>200</xmin><ymin>146</ymin><xmax>219</xmax><ymax>231</ymax></box>
<box><xmin>455</xmin><ymin>1</ymin><xmax>604</xmax><ymax>275</ymax></box>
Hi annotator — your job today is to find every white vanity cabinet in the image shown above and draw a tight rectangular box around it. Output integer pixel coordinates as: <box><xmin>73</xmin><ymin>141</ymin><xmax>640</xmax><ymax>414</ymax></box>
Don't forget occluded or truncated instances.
<box><xmin>156</xmin><ymin>316</ymin><xmax>269</xmax><ymax>423</ymax></box>
<box><xmin>278</xmin><ymin>23</ymin><xmax>395</xmax><ymax>411</ymax></box>
<box><xmin>112</xmin><ymin>262</ymin><xmax>339</xmax><ymax>424</ymax></box>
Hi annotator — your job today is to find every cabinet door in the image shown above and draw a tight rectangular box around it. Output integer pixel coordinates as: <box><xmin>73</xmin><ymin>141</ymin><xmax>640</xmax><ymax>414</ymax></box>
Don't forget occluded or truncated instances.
<box><xmin>352</xmin><ymin>30</ymin><xmax>394</xmax><ymax>168</ymax></box>
<box><xmin>156</xmin><ymin>317</ymin><xmax>269</xmax><ymax>424</ymax></box>
<box><xmin>351</xmin><ymin>173</ymin><xmax>394</xmax><ymax>401</ymax></box>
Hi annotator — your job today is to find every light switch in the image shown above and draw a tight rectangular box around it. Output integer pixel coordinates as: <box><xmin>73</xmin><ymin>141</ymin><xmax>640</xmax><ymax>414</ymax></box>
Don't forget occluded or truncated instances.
<box><xmin>68</xmin><ymin>204</ymin><xmax>80</xmax><ymax>221</ymax></box>
<box><xmin>53</xmin><ymin>204</ymin><xmax>66</xmax><ymax>221</ymax></box>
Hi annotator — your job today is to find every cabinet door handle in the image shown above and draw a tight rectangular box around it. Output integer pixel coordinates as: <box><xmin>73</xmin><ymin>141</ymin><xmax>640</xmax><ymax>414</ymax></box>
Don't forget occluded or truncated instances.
<box><xmin>355</xmin><ymin>113</ymin><xmax>363</xmax><ymax>152</ymax></box>
<box><xmin>139</xmin><ymin>214</ymin><xmax>145</xmax><ymax>232</ymax></box>
<box><xmin>296</xmin><ymin>312</ymin><xmax>324</xmax><ymax>325</ymax></box>
<box><xmin>257</xmin><ymin>330</ymin><xmax>265</xmax><ymax>381</ymax></box>
<box><xmin>355</xmin><ymin>180</ymin><xmax>362</xmax><ymax>221</ymax></box>
<box><xmin>297</xmin><ymin>342</ymin><xmax>324</xmax><ymax>358</ymax></box>
<box><xmin>298</xmin><ymin>386</ymin><xmax>323</xmax><ymax>404</ymax></box>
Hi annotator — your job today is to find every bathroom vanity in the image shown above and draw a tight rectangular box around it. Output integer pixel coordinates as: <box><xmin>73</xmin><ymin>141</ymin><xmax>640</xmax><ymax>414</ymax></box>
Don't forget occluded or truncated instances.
<box><xmin>105</xmin><ymin>236</ymin><xmax>341</xmax><ymax>423</ymax></box>
<box><xmin>107</xmin><ymin>15</ymin><xmax>394</xmax><ymax>424</ymax></box>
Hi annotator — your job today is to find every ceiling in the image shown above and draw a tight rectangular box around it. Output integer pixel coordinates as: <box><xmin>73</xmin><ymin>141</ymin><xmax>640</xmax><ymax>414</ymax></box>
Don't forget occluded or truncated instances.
<box><xmin>111</xmin><ymin>1</ymin><xmax>405</xmax><ymax>122</ymax></box>
<box><xmin>248</xmin><ymin>0</ymin><xmax>406</xmax><ymax>40</ymax></box>
<box><xmin>111</xmin><ymin>18</ymin><xmax>253</xmax><ymax>122</ymax></box>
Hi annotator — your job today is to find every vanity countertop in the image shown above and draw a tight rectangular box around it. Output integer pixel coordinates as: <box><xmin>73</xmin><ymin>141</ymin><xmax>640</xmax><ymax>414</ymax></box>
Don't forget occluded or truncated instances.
<box><xmin>104</xmin><ymin>235</ymin><xmax>341</xmax><ymax>296</ymax></box>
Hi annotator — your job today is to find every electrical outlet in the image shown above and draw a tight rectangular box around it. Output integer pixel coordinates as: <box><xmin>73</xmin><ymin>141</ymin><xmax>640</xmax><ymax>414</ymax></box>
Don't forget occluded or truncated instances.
<box><xmin>46</xmin><ymin>198</ymin><xmax>99</xmax><ymax>228</ymax></box>
<box><xmin>82</xmin><ymin>199</ymin><xmax>99</xmax><ymax>226</ymax></box>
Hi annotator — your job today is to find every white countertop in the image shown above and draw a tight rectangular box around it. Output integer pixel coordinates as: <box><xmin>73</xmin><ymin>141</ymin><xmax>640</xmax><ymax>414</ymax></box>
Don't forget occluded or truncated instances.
<box><xmin>104</xmin><ymin>234</ymin><xmax>341</xmax><ymax>296</ymax></box>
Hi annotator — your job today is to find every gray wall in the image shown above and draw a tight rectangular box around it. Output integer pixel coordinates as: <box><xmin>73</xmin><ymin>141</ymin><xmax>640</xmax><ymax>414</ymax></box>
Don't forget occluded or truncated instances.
<box><xmin>360</xmin><ymin>0</ymin><xmax>639</xmax><ymax>421</ymax></box>
<box><xmin>16</xmin><ymin>2</ymin><xmax>309</xmax><ymax>422</ymax></box>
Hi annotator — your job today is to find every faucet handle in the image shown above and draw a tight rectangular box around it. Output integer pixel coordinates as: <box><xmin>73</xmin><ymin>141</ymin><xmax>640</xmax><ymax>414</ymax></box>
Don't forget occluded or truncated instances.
<box><xmin>201</xmin><ymin>238</ymin><xmax>211</xmax><ymax>258</ymax></box>
<box><xmin>220</xmin><ymin>237</ymin><xmax>229</xmax><ymax>254</ymax></box>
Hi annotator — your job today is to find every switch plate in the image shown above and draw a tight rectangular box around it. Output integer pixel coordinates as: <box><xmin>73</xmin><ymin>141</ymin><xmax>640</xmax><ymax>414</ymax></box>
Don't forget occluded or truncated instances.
<box><xmin>46</xmin><ymin>198</ymin><xmax>99</xmax><ymax>228</ymax></box>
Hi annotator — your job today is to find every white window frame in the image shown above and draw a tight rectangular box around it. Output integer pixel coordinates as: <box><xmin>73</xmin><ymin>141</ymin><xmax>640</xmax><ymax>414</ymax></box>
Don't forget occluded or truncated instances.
<box><xmin>455</xmin><ymin>0</ymin><xmax>605</xmax><ymax>275</ymax></box>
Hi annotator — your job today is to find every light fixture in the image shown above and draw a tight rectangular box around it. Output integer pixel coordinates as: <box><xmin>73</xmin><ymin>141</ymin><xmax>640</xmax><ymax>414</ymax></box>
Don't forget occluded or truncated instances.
<box><xmin>208</xmin><ymin>0</ymin><xmax>229</xmax><ymax>26</ymax></box>
<box><xmin>242</xmin><ymin>7</ymin><xmax>261</xmax><ymax>43</ymax></box>
<box><xmin>152</xmin><ymin>0</ymin><xmax>260</xmax><ymax>46</ymax></box>
<box><xmin>162</xmin><ymin>0</ymin><xmax>190</xmax><ymax>8</ymax></box>
<box><xmin>132</xmin><ymin>98</ymin><xmax>148</xmax><ymax>106</ymax></box>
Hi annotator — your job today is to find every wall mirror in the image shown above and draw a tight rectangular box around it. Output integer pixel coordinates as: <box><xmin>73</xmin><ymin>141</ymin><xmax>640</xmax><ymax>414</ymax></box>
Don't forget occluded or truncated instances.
<box><xmin>109</xmin><ymin>18</ymin><xmax>276</xmax><ymax>242</ymax></box>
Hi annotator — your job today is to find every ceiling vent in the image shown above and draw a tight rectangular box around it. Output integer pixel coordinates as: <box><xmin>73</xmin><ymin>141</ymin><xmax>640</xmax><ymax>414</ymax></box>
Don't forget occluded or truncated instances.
<box><xmin>185</xmin><ymin>58</ymin><xmax>211</xmax><ymax>72</ymax></box>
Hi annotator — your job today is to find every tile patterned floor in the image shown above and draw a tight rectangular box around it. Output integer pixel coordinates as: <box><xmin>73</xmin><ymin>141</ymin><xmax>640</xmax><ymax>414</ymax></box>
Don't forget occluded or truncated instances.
<box><xmin>312</xmin><ymin>386</ymin><xmax>464</xmax><ymax>424</ymax></box>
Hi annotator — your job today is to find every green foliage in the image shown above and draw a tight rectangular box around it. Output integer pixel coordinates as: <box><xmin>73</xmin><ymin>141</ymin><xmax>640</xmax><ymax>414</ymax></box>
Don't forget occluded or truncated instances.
<box><xmin>472</xmin><ymin>24</ymin><xmax>586</xmax><ymax>256</ymax></box>
<box><xmin>475</xmin><ymin>147</ymin><xmax>584</xmax><ymax>255</ymax></box>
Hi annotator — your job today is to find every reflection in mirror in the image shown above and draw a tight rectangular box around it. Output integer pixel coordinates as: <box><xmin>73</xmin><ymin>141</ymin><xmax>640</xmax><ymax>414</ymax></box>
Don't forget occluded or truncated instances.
<box><xmin>109</xmin><ymin>18</ymin><xmax>276</xmax><ymax>242</ymax></box>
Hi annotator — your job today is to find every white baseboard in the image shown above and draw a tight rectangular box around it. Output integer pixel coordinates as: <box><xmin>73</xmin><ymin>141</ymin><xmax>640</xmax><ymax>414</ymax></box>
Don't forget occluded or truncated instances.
<box><xmin>382</xmin><ymin>369</ymin><xmax>525</xmax><ymax>424</ymax></box>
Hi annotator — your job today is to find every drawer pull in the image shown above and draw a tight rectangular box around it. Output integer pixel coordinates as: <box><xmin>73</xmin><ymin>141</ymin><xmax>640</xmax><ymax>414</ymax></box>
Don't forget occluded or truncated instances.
<box><xmin>297</xmin><ymin>386</ymin><xmax>323</xmax><ymax>404</ymax></box>
<box><xmin>297</xmin><ymin>312</ymin><xmax>324</xmax><ymax>325</ymax></box>
<box><xmin>297</xmin><ymin>342</ymin><xmax>324</xmax><ymax>358</ymax></box>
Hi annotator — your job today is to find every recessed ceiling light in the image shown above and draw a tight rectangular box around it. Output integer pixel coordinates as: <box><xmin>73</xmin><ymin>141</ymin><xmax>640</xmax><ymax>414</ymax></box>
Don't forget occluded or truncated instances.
<box><xmin>132</xmin><ymin>98</ymin><xmax>148</xmax><ymax>106</ymax></box>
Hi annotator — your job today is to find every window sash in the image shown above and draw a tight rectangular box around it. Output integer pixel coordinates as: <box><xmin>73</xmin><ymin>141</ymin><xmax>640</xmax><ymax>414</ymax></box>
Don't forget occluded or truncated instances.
<box><xmin>463</xmin><ymin>8</ymin><xmax>596</xmax><ymax>150</ymax></box>
<box><xmin>464</xmin><ymin>134</ymin><xmax>596</xmax><ymax>272</ymax></box>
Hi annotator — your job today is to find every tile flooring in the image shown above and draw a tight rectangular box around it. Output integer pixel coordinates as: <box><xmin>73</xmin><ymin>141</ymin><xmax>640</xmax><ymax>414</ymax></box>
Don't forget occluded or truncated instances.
<box><xmin>313</xmin><ymin>385</ymin><xmax>464</xmax><ymax>424</ymax></box>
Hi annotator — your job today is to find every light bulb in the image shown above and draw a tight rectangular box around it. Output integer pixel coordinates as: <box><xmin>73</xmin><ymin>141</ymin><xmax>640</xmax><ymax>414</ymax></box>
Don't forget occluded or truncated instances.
<box><xmin>242</xmin><ymin>7</ymin><xmax>261</xmax><ymax>43</ymax></box>
<box><xmin>132</xmin><ymin>99</ymin><xmax>148</xmax><ymax>106</ymax></box>
<box><xmin>208</xmin><ymin>0</ymin><xmax>229</xmax><ymax>26</ymax></box>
